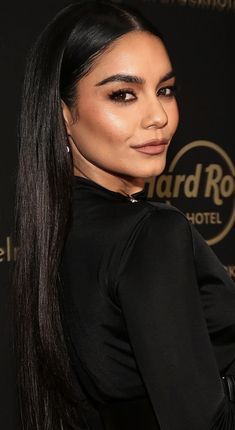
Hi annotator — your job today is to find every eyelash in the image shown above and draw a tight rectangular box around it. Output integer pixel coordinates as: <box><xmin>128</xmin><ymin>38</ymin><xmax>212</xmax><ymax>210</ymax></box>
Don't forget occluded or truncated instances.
<box><xmin>109</xmin><ymin>85</ymin><xmax>177</xmax><ymax>104</ymax></box>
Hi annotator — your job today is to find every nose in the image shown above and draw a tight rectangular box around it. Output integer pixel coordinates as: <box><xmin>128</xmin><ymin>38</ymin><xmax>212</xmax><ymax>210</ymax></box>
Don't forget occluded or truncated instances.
<box><xmin>141</xmin><ymin>96</ymin><xmax>168</xmax><ymax>129</ymax></box>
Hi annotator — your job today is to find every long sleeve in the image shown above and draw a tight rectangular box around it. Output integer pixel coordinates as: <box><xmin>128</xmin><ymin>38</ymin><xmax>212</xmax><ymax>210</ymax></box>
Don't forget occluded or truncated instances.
<box><xmin>116</xmin><ymin>207</ymin><xmax>235</xmax><ymax>430</ymax></box>
<box><xmin>190</xmin><ymin>223</ymin><xmax>235</xmax><ymax>377</ymax></box>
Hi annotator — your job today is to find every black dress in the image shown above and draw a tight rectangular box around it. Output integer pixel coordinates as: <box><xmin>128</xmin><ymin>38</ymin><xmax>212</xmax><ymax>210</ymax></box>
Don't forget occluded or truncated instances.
<box><xmin>60</xmin><ymin>175</ymin><xmax>235</xmax><ymax>430</ymax></box>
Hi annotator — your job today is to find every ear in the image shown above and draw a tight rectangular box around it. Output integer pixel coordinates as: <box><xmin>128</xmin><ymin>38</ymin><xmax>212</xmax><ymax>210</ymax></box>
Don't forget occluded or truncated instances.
<box><xmin>61</xmin><ymin>100</ymin><xmax>74</xmax><ymax>134</ymax></box>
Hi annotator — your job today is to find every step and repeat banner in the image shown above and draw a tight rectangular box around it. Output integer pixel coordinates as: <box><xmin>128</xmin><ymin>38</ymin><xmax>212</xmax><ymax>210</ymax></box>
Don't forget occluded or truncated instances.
<box><xmin>1</xmin><ymin>0</ymin><xmax>234</xmax><ymax>428</ymax></box>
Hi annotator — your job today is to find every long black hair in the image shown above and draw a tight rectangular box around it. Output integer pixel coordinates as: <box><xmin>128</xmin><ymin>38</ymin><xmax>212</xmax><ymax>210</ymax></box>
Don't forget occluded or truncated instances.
<box><xmin>13</xmin><ymin>1</ymin><xmax>162</xmax><ymax>428</ymax></box>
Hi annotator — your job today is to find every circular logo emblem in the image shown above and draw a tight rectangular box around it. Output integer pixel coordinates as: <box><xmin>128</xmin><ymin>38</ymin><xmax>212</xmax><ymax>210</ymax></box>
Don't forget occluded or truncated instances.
<box><xmin>146</xmin><ymin>140</ymin><xmax>235</xmax><ymax>245</ymax></box>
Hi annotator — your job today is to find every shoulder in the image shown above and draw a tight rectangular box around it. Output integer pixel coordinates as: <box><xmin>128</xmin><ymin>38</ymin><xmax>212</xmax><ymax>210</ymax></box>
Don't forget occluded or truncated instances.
<box><xmin>142</xmin><ymin>201</ymin><xmax>192</xmax><ymax>237</ymax></box>
<box><xmin>117</xmin><ymin>201</ymin><xmax>194</xmax><ymax>275</ymax></box>
<box><xmin>116</xmin><ymin>201</ymin><xmax>191</xmax><ymax>257</ymax></box>
<box><xmin>114</xmin><ymin>202</ymin><xmax>196</xmax><ymax>304</ymax></box>
<box><xmin>121</xmin><ymin>201</ymin><xmax>196</xmax><ymax>272</ymax></box>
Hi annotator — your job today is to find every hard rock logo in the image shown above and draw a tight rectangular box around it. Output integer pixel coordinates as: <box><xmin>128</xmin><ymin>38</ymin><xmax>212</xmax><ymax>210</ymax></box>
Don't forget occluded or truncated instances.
<box><xmin>145</xmin><ymin>140</ymin><xmax>235</xmax><ymax>245</ymax></box>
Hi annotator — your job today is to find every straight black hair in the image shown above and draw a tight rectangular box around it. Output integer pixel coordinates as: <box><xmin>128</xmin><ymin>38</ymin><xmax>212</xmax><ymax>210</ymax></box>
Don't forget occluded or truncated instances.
<box><xmin>12</xmin><ymin>1</ymin><xmax>163</xmax><ymax>428</ymax></box>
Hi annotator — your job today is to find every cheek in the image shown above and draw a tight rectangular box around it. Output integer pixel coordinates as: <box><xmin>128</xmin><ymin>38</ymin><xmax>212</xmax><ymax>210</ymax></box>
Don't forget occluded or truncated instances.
<box><xmin>77</xmin><ymin>103</ymin><xmax>134</xmax><ymax>143</ymax></box>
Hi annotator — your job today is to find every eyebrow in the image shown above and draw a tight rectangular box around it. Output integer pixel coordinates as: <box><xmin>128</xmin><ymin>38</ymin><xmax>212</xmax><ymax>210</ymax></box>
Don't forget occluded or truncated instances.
<box><xmin>95</xmin><ymin>70</ymin><xmax>175</xmax><ymax>86</ymax></box>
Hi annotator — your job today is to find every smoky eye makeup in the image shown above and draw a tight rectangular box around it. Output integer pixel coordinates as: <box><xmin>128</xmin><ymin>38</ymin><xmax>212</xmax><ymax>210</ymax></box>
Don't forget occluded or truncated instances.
<box><xmin>107</xmin><ymin>77</ymin><xmax>178</xmax><ymax>104</ymax></box>
<box><xmin>157</xmin><ymin>83</ymin><xmax>178</xmax><ymax>97</ymax></box>
<box><xmin>108</xmin><ymin>88</ymin><xmax>136</xmax><ymax>103</ymax></box>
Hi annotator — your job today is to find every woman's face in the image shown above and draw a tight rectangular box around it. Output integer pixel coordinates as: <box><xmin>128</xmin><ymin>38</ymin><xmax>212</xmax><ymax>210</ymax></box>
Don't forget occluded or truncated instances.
<box><xmin>63</xmin><ymin>30</ymin><xmax>179</xmax><ymax>193</ymax></box>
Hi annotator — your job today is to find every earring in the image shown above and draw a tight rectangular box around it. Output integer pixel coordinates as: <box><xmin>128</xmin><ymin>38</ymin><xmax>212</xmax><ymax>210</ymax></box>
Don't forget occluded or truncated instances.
<box><xmin>66</xmin><ymin>145</ymin><xmax>70</xmax><ymax>153</ymax></box>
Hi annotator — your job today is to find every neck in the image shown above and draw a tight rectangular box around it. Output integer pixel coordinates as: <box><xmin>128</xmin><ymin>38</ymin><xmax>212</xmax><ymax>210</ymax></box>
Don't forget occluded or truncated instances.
<box><xmin>73</xmin><ymin>167</ymin><xmax>146</xmax><ymax>196</ymax></box>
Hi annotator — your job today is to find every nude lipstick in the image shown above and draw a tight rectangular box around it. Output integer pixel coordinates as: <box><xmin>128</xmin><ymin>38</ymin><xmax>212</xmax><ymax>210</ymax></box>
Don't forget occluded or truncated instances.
<box><xmin>131</xmin><ymin>139</ymin><xmax>169</xmax><ymax>155</ymax></box>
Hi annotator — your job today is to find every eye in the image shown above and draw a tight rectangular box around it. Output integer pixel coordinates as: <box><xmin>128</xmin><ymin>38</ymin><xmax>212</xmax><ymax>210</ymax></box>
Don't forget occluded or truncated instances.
<box><xmin>157</xmin><ymin>85</ymin><xmax>177</xmax><ymax>98</ymax></box>
<box><xmin>109</xmin><ymin>88</ymin><xmax>136</xmax><ymax>103</ymax></box>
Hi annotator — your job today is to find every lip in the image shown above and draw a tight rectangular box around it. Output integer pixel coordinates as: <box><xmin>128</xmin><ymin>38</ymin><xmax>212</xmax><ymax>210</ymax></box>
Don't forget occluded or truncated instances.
<box><xmin>132</xmin><ymin>139</ymin><xmax>169</xmax><ymax>148</ymax></box>
<box><xmin>131</xmin><ymin>139</ymin><xmax>169</xmax><ymax>155</ymax></box>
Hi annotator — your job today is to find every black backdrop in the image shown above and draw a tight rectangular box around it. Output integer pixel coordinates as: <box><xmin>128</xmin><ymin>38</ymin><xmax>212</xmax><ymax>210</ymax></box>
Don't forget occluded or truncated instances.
<box><xmin>1</xmin><ymin>1</ymin><xmax>234</xmax><ymax>428</ymax></box>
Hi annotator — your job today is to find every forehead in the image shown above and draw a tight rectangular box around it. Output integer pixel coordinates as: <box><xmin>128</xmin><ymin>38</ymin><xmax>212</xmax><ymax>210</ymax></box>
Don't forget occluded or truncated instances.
<box><xmin>83</xmin><ymin>31</ymin><xmax>172</xmax><ymax>83</ymax></box>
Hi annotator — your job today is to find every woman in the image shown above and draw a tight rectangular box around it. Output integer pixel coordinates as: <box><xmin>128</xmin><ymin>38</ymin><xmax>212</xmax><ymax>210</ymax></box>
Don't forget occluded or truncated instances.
<box><xmin>13</xmin><ymin>1</ymin><xmax>235</xmax><ymax>429</ymax></box>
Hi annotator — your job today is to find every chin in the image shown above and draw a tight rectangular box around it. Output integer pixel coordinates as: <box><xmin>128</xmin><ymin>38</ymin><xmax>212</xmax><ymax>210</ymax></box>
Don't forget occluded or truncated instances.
<box><xmin>132</xmin><ymin>160</ymin><xmax>167</xmax><ymax>179</ymax></box>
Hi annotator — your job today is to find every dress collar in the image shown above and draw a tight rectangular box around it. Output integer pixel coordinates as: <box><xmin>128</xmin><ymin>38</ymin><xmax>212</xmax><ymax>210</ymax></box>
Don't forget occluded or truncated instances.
<box><xmin>72</xmin><ymin>176</ymin><xmax>147</xmax><ymax>202</ymax></box>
